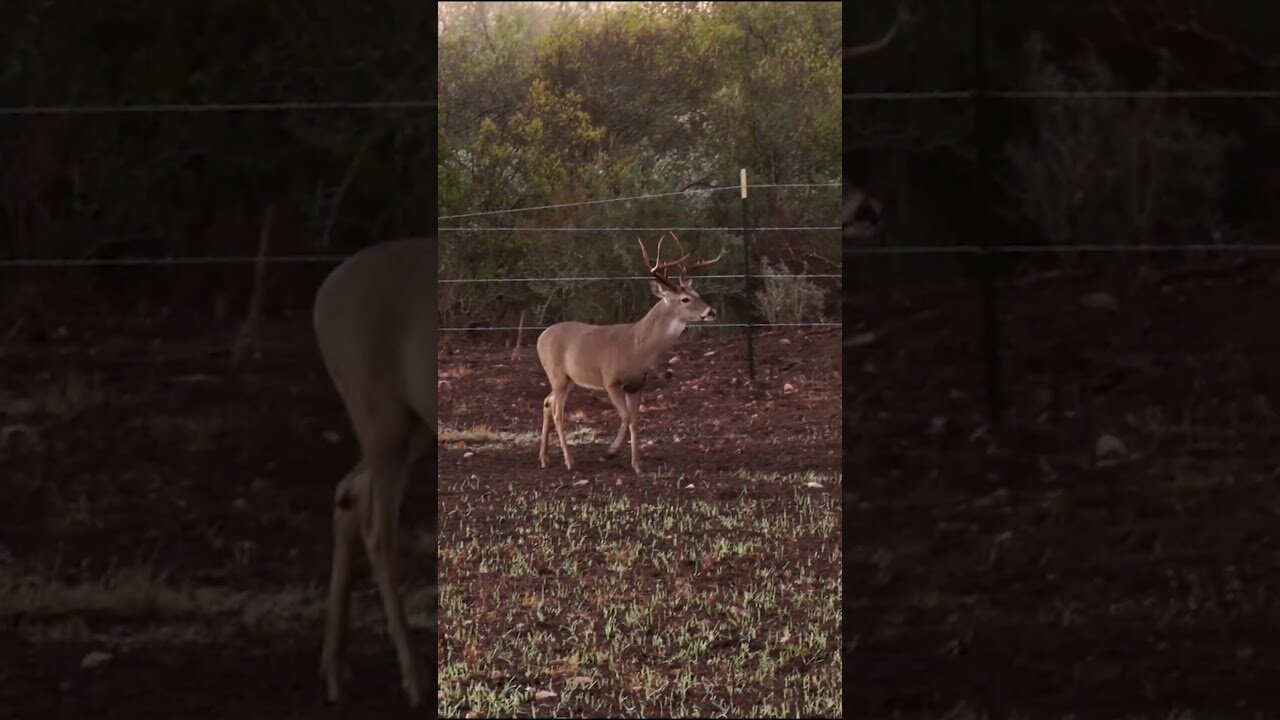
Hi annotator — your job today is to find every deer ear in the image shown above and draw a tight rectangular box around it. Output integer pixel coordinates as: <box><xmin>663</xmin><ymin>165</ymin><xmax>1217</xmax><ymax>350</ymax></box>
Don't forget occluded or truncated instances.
<box><xmin>650</xmin><ymin>278</ymin><xmax>674</xmax><ymax>299</ymax></box>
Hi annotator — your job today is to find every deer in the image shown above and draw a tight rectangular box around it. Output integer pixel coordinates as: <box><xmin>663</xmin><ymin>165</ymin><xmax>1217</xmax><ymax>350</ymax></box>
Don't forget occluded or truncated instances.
<box><xmin>844</xmin><ymin>5</ymin><xmax>903</xmax><ymax>239</ymax></box>
<box><xmin>537</xmin><ymin>234</ymin><xmax>723</xmax><ymax>475</ymax></box>
<box><xmin>312</xmin><ymin>236</ymin><xmax>437</xmax><ymax>708</ymax></box>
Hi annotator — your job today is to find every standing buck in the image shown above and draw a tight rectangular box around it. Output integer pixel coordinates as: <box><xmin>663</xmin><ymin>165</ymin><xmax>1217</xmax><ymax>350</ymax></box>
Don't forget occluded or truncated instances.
<box><xmin>312</xmin><ymin>237</ymin><xmax>436</xmax><ymax>707</ymax></box>
<box><xmin>537</xmin><ymin>234</ymin><xmax>722</xmax><ymax>474</ymax></box>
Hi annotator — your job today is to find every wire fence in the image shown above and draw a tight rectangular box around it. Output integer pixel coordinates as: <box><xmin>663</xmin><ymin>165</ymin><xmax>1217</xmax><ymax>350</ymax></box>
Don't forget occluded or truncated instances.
<box><xmin>438</xmin><ymin>176</ymin><xmax>843</xmax><ymax>378</ymax></box>
<box><xmin>843</xmin><ymin>89</ymin><xmax>1280</xmax><ymax>102</ymax></box>
<box><xmin>841</xmin><ymin>243</ymin><xmax>1280</xmax><ymax>256</ymax></box>
<box><xmin>7</xmin><ymin>242</ymin><xmax>1278</xmax><ymax>269</ymax></box>
<box><xmin>441</xmin><ymin>273</ymin><xmax>841</xmax><ymax>283</ymax></box>
<box><xmin>440</xmin><ymin>226</ymin><xmax>841</xmax><ymax>232</ymax></box>
<box><xmin>442</xmin><ymin>322</ymin><xmax>840</xmax><ymax>333</ymax></box>
<box><xmin>0</xmin><ymin>100</ymin><xmax>438</xmax><ymax>115</ymax></box>
<box><xmin>842</xmin><ymin>8</ymin><xmax>1280</xmax><ymax>427</ymax></box>
<box><xmin>439</xmin><ymin>183</ymin><xmax>838</xmax><ymax>221</ymax></box>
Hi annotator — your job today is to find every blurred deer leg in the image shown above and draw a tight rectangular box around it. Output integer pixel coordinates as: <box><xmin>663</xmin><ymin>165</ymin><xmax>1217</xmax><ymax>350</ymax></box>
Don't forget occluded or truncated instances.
<box><xmin>320</xmin><ymin>463</ymin><xmax>363</xmax><ymax>702</ymax></box>
<box><xmin>361</xmin><ymin>447</ymin><xmax>421</xmax><ymax>707</ymax></box>
<box><xmin>626</xmin><ymin>391</ymin><xmax>642</xmax><ymax>474</ymax></box>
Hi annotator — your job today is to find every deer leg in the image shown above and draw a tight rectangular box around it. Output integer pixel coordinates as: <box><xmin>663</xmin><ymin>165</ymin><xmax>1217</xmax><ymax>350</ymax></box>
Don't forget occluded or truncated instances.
<box><xmin>539</xmin><ymin>393</ymin><xmax>554</xmax><ymax>468</ymax></box>
<box><xmin>603</xmin><ymin>385</ymin><xmax>631</xmax><ymax>462</ymax></box>
<box><xmin>361</xmin><ymin>447</ymin><xmax>422</xmax><ymax>708</ymax></box>
<box><xmin>550</xmin><ymin>386</ymin><xmax>574</xmax><ymax>470</ymax></box>
<box><xmin>604</xmin><ymin>403</ymin><xmax>628</xmax><ymax>457</ymax></box>
<box><xmin>626</xmin><ymin>391</ymin><xmax>642</xmax><ymax>474</ymax></box>
<box><xmin>320</xmin><ymin>462</ymin><xmax>363</xmax><ymax>702</ymax></box>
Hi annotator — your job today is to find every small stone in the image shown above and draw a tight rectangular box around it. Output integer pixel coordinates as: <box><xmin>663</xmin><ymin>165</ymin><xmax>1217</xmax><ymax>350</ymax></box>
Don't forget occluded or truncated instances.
<box><xmin>81</xmin><ymin>651</ymin><xmax>112</xmax><ymax>669</ymax></box>
<box><xmin>1081</xmin><ymin>292</ymin><xmax>1119</xmax><ymax>310</ymax></box>
<box><xmin>1095</xmin><ymin>434</ymin><xmax>1128</xmax><ymax>462</ymax></box>
<box><xmin>845</xmin><ymin>331</ymin><xmax>877</xmax><ymax>348</ymax></box>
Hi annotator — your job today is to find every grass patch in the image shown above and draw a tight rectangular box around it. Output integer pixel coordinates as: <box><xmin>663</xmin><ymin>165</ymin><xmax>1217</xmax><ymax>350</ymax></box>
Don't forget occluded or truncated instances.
<box><xmin>0</xmin><ymin>563</ymin><xmax>198</xmax><ymax>620</ymax></box>
<box><xmin>440</xmin><ymin>423</ymin><xmax>599</xmax><ymax>449</ymax></box>
<box><xmin>438</xmin><ymin>489</ymin><xmax>840</xmax><ymax>717</ymax></box>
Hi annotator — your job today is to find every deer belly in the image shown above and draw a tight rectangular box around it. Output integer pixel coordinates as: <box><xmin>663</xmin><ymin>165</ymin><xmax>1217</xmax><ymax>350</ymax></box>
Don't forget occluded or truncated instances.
<box><xmin>564</xmin><ymin>360</ymin><xmax>606</xmax><ymax>390</ymax></box>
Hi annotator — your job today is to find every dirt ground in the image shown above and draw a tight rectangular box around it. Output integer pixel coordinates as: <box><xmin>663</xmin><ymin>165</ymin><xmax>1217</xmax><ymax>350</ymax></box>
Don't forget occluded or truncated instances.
<box><xmin>1</xmin><ymin>306</ymin><xmax>840</xmax><ymax>719</ymax></box>
<box><xmin>846</xmin><ymin>255</ymin><xmax>1280</xmax><ymax>719</ymax></box>
<box><xmin>437</xmin><ymin>326</ymin><xmax>842</xmax><ymax>717</ymax></box>
<box><xmin>1</xmin><ymin>310</ymin><xmax>435</xmax><ymax>720</ymax></box>
<box><xmin>10</xmin><ymin>251</ymin><xmax>1277</xmax><ymax>718</ymax></box>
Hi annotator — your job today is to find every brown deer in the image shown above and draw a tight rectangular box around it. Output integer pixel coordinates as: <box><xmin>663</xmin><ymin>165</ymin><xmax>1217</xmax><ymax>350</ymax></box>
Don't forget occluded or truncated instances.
<box><xmin>536</xmin><ymin>234</ymin><xmax>723</xmax><ymax>474</ymax></box>
<box><xmin>844</xmin><ymin>5</ymin><xmax>902</xmax><ymax>238</ymax></box>
<box><xmin>312</xmin><ymin>237</ymin><xmax>436</xmax><ymax>707</ymax></box>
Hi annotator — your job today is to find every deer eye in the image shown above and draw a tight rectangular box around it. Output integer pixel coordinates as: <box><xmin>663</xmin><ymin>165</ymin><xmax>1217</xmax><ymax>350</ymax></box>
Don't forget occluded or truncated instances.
<box><xmin>681</xmin><ymin>296</ymin><xmax>691</xmax><ymax>303</ymax></box>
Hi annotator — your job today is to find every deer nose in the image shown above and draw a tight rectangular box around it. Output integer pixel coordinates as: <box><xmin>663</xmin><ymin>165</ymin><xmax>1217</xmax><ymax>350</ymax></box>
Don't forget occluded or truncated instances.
<box><xmin>703</xmin><ymin>308</ymin><xmax>717</xmax><ymax>320</ymax></box>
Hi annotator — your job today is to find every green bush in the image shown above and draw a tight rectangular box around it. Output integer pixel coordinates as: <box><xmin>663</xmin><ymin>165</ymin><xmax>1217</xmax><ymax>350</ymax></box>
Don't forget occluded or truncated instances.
<box><xmin>753</xmin><ymin>259</ymin><xmax>825</xmax><ymax>324</ymax></box>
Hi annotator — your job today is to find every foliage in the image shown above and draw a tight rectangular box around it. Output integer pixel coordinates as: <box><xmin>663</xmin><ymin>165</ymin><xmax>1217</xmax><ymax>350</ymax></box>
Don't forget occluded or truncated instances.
<box><xmin>0</xmin><ymin>0</ymin><xmax>435</xmax><ymax>275</ymax></box>
<box><xmin>1004</xmin><ymin>35</ymin><xmax>1232</xmax><ymax>248</ymax></box>
<box><xmin>438</xmin><ymin>1</ymin><xmax>842</xmax><ymax>325</ymax></box>
<box><xmin>753</xmin><ymin>259</ymin><xmax>827</xmax><ymax>325</ymax></box>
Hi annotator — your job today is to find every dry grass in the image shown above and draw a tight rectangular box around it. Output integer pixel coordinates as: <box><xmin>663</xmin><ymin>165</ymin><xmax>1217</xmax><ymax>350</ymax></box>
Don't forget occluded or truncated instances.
<box><xmin>0</xmin><ymin>562</ymin><xmax>198</xmax><ymax>620</ymax></box>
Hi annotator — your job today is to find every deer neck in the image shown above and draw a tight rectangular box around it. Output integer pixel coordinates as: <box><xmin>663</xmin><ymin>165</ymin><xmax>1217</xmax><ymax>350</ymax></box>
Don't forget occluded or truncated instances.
<box><xmin>631</xmin><ymin>299</ymin><xmax>687</xmax><ymax>362</ymax></box>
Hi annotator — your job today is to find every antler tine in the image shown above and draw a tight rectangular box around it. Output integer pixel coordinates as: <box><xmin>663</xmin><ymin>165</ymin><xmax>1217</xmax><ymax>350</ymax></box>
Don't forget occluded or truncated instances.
<box><xmin>661</xmin><ymin>232</ymin><xmax>723</xmax><ymax>281</ymax></box>
<box><xmin>662</xmin><ymin>232</ymin><xmax>692</xmax><ymax>271</ymax></box>
<box><xmin>638</xmin><ymin>234</ymin><xmax>690</xmax><ymax>280</ymax></box>
<box><xmin>844</xmin><ymin>4</ymin><xmax>902</xmax><ymax>62</ymax></box>
<box><xmin>683</xmin><ymin>248</ymin><xmax>725</xmax><ymax>273</ymax></box>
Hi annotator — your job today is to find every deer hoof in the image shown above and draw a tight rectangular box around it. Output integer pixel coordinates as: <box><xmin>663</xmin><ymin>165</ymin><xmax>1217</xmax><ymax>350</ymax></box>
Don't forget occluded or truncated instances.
<box><xmin>403</xmin><ymin>679</ymin><xmax>422</xmax><ymax>708</ymax></box>
<box><xmin>319</xmin><ymin>660</ymin><xmax>348</xmax><ymax>704</ymax></box>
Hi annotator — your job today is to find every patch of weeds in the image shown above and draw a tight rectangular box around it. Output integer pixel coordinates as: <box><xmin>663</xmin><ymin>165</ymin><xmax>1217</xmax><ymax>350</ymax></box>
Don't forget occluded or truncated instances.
<box><xmin>438</xmin><ymin>488</ymin><xmax>841</xmax><ymax>717</ymax></box>
<box><xmin>0</xmin><ymin>563</ymin><xmax>197</xmax><ymax>620</ymax></box>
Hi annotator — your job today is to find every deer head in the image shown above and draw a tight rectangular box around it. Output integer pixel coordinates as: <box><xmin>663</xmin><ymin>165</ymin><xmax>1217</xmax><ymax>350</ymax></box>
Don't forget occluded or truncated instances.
<box><xmin>843</xmin><ymin>5</ymin><xmax>902</xmax><ymax>239</ymax></box>
<box><xmin>637</xmin><ymin>232</ymin><xmax>724</xmax><ymax>323</ymax></box>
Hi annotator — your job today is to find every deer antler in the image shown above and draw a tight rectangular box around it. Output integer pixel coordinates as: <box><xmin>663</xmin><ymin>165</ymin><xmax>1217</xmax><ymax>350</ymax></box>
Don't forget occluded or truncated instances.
<box><xmin>638</xmin><ymin>234</ymin><xmax>691</xmax><ymax>290</ymax></box>
<box><xmin>683</xmin><ymin>248</ymin><xmax>725</xmax><ymax>274</ymax></box>
<box><xmin>662</xmin><ymin>232</ymin><xmax>724</xmax><ymax>282</ymax></box>
<box><xmin>844</xmin><ymin>4</ymin><xmax>903</xmax><ymax>62</ymax></box>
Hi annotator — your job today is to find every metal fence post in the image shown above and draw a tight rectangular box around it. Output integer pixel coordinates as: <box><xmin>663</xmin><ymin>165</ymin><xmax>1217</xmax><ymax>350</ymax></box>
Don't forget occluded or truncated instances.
<box><xmin>740</xmin><ymin>168</ymin><xmax>757</xmax><ymax>383</ymax></box>
<box><xmin>972</xmin><ymin>0</ymin><xmax>1004</xmax><ymax>427</ymax></box>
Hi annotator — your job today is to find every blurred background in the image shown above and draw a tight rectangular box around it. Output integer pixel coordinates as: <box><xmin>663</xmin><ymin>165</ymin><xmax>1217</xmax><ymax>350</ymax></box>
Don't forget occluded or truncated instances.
<box><xmin>845</xmin><ymin>1</ymin><xmax>1280</xmax><ymax>717</ymax></box>
<box><xmin>0</xmin><ymin>3</ymin><xmax>437</xmax><ymax>717</ymax></box>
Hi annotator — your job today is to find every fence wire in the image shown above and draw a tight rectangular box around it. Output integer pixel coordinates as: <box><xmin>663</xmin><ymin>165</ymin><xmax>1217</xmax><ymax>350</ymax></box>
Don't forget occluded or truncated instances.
<box><xmin>439</xmin><ymin>182</ymin><xmax>839</xmax><ymax>220</ymax></box>
<box><xmin>442</xmin><ymin>273</ymin><xmax>840</xmax><ymax>283</ymax></box>
<box><xmin>0</xmin><ymin>100</ymin><xmax>438</xmax><ymax>115</ymax></box>
<box><xmin>842</xmin><ymin>89</ymin><xmax>1280</xmax><ymax>102</ymax></box>
<box><xmin>439</xmin><ymin>226</ymin><xmax>840</xmax><ymax>232</ymax></box>
<box><xmin>7</xmin><ymin>243</ymin><xmax>1276</xmax><ymax>269</ymax></box>
<box><xmin>841</xmin><ymin>243</ymin><xmax>1280</xmax><ymax>255</ymax></box>
<box><xmin>442</xmin><ymin>322</ymin><xmax>840</xmax><ymax>332</ymax></box>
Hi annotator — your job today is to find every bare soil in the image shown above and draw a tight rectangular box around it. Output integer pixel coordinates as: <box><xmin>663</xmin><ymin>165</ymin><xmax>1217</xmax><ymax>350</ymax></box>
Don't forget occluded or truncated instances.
<box><xmin>1</xmin><ymin>310</ymin><xmax>434</xmax><ymax>720</ymax></box>
<box><xmin>437</xmin><ymin>326</ymin><xmax>842</xmax><ymax>717</ymax></box>
<box><xmin>846</xmin><ymin>255</ymin><xmax>1280</xmax><ymax>718</ymax></box>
